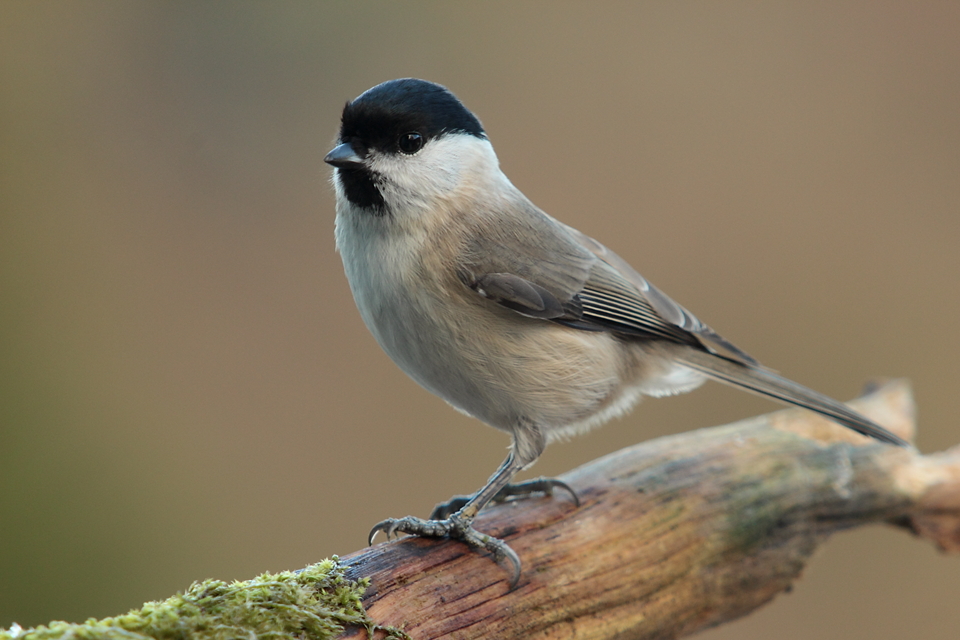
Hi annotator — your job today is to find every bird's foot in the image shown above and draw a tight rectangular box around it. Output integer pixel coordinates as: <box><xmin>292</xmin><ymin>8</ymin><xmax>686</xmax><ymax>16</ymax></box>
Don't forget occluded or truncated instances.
<box><xmin>368</xmin><ymin>512</ymin><xmax>522</xmax><ymax>588</ymax></box>
<box><xmin>429</xmin><ymin>476</ymin><xmax>579</xmax><ymax>520</ymax></box>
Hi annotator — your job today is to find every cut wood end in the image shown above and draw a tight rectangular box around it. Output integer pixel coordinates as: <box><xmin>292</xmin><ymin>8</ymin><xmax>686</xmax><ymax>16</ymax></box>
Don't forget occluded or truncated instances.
<box><xmin>896</xmin><ymin>444</ymin><xmax>960</xmax><ymax>553</ymax></box>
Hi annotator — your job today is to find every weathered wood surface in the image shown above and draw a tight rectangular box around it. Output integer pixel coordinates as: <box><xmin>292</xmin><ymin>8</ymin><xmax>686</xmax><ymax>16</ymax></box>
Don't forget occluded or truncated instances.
<box><xmin>339</xmin><ymin>380</ymin><xmax>960</xmax><ymax>640</ymax></box>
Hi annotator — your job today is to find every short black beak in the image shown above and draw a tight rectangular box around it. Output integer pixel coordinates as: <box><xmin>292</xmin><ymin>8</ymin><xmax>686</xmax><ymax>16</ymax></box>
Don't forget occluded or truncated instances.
<box><xmin>324</xmin><ymin>142</ymin><xmax>364</xmax><ymax>168</ymax></box>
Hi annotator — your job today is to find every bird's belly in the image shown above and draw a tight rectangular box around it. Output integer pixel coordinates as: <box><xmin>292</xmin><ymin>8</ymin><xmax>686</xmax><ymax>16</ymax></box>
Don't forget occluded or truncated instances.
<box><xmin>363</xmin><ymin>289</ymin><xmax>638</xmax><ymax>436</ymax></box>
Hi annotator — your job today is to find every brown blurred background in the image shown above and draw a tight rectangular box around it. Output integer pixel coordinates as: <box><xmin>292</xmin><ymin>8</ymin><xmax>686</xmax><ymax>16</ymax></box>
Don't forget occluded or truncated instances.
<box><xmin>1</xmin><ymin>2</ymin><xmax>959</xmax><ymax>638</ymax></box>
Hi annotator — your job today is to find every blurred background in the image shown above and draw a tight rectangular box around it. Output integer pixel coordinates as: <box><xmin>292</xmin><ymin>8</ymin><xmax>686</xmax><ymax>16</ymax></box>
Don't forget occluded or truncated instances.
<box><xmin>2</xmin><ymin>2</ymin><xmax>959</xmax><ymax>638</ymax></box>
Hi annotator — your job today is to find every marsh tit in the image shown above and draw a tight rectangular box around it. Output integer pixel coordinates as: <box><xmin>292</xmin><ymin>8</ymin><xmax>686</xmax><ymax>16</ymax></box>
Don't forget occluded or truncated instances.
<box><xmin>325</xmin><ymin>78</ymin><xmax>908</xmax><ymax>585</ymax></box>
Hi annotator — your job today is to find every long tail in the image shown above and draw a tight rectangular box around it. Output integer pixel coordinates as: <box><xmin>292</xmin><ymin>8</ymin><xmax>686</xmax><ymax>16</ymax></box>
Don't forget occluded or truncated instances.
<box><xmin>674</xmin><ymin>348</ymin><xmax>910</xmax><ymax>447</ymax></box>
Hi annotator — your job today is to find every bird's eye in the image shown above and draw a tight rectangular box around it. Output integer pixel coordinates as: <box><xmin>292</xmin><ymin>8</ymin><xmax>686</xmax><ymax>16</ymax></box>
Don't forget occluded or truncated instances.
<box><xmin>398</xmin><ymin>132</ymin><xmax>424</xmax><ymax>154</ymax></box>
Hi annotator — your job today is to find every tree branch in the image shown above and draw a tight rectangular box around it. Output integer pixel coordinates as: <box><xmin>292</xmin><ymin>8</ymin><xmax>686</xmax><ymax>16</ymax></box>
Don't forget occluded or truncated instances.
<box><xmin>5</xmin><ymin>380</ymin><xmax>958</xmax><ymax>640</ymax></box>
<box><xmin>340</xmin><ymin>379</ymin><xmax>960</xmax><ymax>639</ymax></box>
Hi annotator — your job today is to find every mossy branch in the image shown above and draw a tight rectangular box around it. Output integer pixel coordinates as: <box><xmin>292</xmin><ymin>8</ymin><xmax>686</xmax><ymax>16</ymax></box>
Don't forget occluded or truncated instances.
<box><xmin>5</xmin><ymin>380</ymin><xmax>959</xmax><ymax>640</ymax></box>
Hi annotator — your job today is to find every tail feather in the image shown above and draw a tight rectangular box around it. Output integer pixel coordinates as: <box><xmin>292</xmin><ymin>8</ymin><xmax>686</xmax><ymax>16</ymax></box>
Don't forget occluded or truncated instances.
<box><xmin>675</xmin><ymin>348</ymin><xmax>910</xmax><ymax>447</ymax></box>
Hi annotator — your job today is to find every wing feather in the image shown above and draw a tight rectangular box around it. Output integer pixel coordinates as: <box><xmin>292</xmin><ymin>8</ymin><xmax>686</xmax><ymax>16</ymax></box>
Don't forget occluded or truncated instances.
<box><xmin>456</xmin><ymin>198</ymin><xmax>756</xmax><ymax>365</ymax></box>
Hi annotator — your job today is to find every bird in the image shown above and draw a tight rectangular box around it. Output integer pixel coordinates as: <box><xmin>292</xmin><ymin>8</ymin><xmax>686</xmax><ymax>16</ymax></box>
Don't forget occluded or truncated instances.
<box><xmin>324</xmin><ymin>78</ymin><xmax>909</xmax><ymax>586</ymax></box>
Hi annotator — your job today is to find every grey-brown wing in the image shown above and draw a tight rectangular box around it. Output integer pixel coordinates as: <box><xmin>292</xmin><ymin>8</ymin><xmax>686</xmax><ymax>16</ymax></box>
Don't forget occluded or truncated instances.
<box><xmin>456</xmin><ymin>200</ymin><xmax>595</xmax><ymax>321</ymax></box>
<box><xmin>457</xmin><ymin>202</ymin><xmax>757</xmax><ymax>364</ymax></box>
<box><xmin>562</xmin><ymin>223</ymin><xmax>759</xmax><ymax>365</ymax></box>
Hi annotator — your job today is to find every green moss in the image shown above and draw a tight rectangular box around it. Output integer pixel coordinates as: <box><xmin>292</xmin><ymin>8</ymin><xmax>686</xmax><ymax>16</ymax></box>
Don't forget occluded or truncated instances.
<box><xmin>1</xmin><ymin>558</ymin><xmax>408</xmax><ymax>640</ymax></box>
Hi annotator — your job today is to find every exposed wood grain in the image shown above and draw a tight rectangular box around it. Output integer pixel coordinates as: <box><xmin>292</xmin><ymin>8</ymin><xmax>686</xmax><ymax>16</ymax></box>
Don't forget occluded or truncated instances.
<box><xmin>338</xmin><ymin>379</ymin><xmax>960</xmax><ymax>640</ymax></box>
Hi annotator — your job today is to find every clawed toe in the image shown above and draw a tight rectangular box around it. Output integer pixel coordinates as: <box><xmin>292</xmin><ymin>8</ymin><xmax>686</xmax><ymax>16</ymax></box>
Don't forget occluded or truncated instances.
<box><xmin>429</xmin><ymin>497</ymin><xmax>471</xmax><ymax>520</ymax></box>
<box><xmin>367</xmin><ymin>514</ymin><xmax>522</xmax><ymax>587</ymax></box>
<box><xmin>429</xmin><ymin>477</ymin><xmax>579</xmax><ymax>520</ymax></box>
<box><xmin>368</xmin><ymin>518</ymin><xmax>397</xmax><ymax>545</ymax></box>
<box><xmin>368</xmin><ymin>515</ymin><xmax>451</xmax><ymax>545</ymax></box>
<box><xmin>457</xmin><ymin>526</ymin><xmax>522</xmax><ymax>588</ymax></box>
<box><xmin>500</xmin><ymin>477</ymin><xmax>580</xmax><ymax>507</ymax></box>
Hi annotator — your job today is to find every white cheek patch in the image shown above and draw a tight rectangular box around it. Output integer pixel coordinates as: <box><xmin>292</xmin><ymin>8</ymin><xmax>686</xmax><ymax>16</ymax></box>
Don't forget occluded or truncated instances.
<box><xmin>368</xmin><ymin>135</ymin><xmax>498</xmax><ymax>214</ymax></box>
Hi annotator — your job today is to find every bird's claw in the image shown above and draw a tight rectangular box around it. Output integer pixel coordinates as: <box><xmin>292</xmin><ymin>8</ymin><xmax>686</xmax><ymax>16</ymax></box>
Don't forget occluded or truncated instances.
<box><xmin>369</xmin><ymin>478</ymin><xmax>578</xmax><ymax>588</ymax></box>
<box><xmin>503</xmin><ymin>477</ymin><xmax>580</xmax><ymax>507</ymax></box>
<box><xmin>368</xmin><ymin>515</ymin><xmax>457</xmax><ymax>545</ymax></box>
<box><xmin>367</xmin><ymin>514</ymin><xmax>522</xmax><ymax>588</ymax></box>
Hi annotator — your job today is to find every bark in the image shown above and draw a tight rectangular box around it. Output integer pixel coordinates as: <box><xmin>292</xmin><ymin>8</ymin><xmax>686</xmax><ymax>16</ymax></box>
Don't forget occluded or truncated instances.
<box><xmin>339</xmin><ymin>379</ymin><xmax>960</xmax><ymax>640</ymax></box>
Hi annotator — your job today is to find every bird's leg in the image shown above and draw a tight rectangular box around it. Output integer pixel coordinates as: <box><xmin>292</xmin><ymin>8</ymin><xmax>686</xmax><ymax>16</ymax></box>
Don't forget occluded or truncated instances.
<box><xmin>369</xmin><ymin>423</ymin><xmax>566</xmax><ymax>586</ymax></box>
